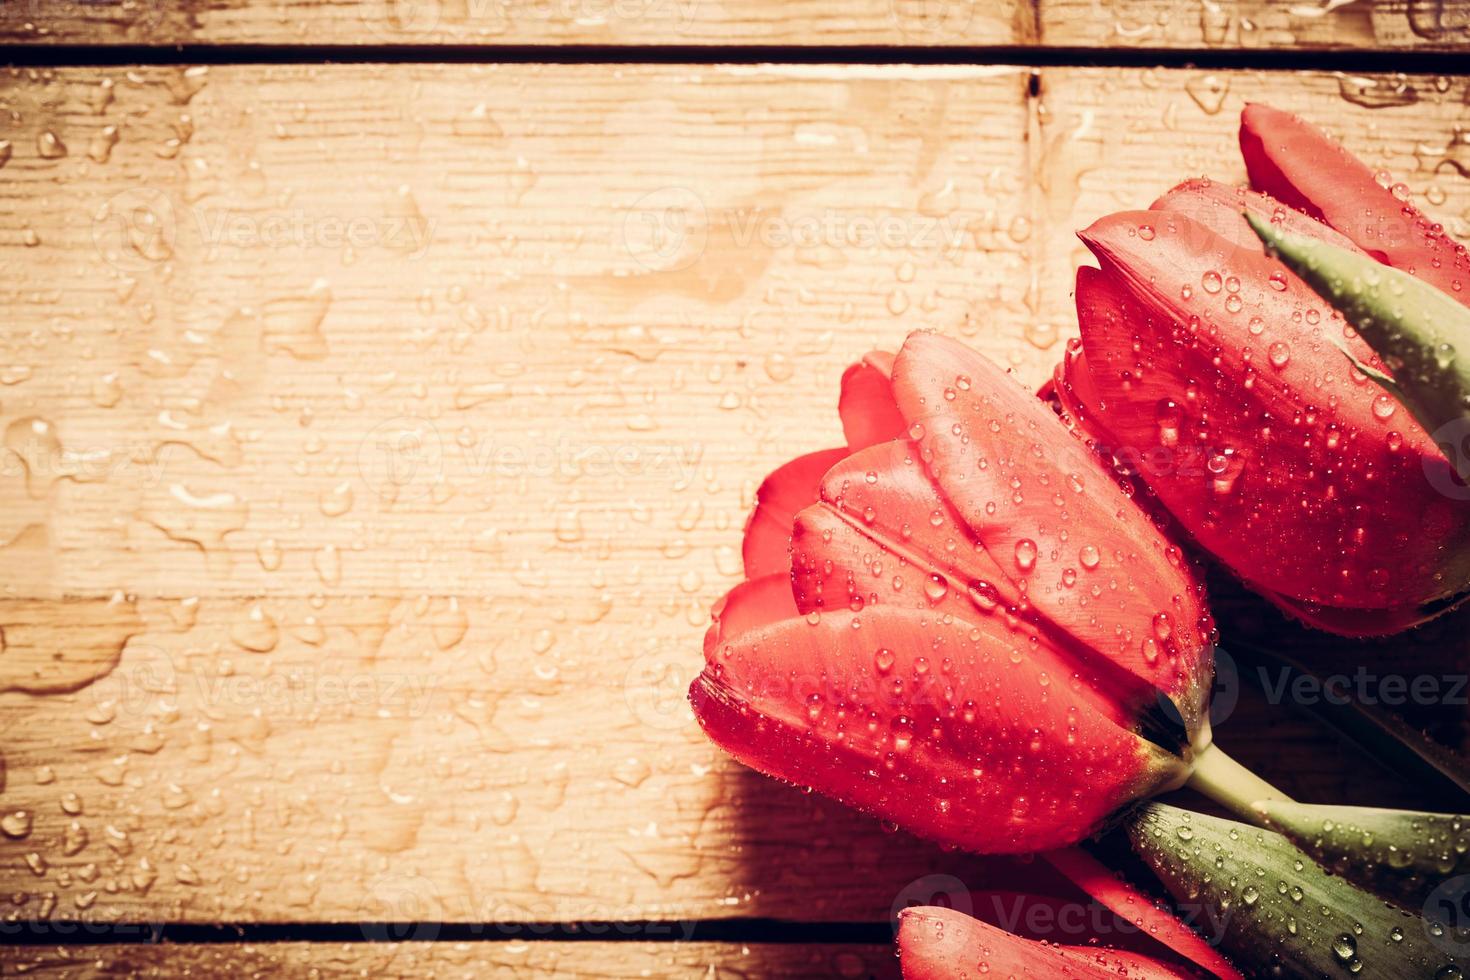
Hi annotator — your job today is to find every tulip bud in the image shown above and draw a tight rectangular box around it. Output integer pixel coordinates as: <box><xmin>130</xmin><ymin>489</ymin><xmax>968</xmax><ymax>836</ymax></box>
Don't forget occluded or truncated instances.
<box><xmin>1248</xmin><ymin>212</ymin><xmax>1470</xmax><ymax>485</ymax></box>
<box><xmin>691</xmin><ymin>332</ymin><xmax>1242</xmax><ymax>855</ymax></box>
<box><xmin>1129</xmin><ymin>803</ymin><xmax>1466</xmax><ymax>979</ymax></box>
<box><xmin>1254</xmin><ymin>799</ymin><xmax>1470</xmax><ymax>912</ymax></box>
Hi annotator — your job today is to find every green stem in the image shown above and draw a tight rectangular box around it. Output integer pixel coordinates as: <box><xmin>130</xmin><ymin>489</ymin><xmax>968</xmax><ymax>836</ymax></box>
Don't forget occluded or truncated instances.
<box><xmin>1185</xmin><ymin>740</ymin><xmax>1291</xmax><ymax>826</ymax></box>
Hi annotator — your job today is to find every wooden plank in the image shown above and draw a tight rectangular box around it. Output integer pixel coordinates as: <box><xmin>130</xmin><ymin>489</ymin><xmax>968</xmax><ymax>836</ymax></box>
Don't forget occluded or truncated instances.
<box><xmin>1040</xmin><ymin>0</ymin><xmax>1470</xmax><ymax>52</ymax></box>
<box><xmin>0</xmin><ymin>63</ymin><xmax>1467</xmax><ymax>931</ymax></box>
<box><xmin>0</xmin><ymin>63</ymin><xmax>1036</xmax><ymax>925</ymax></box>
<box><xmin>0</xmin><ymin>942</ymin><xmax>899</xmax><ymax>978</ymax></box>
<box><xmin>3</xmin><ymin>0</ymin><xmax>1468</xmax><ymax>49</ymax></box>
<box><xmin>0</xmin><ymin>0</ymin><xmax>1032</xmax><ymax>47</ymax></box>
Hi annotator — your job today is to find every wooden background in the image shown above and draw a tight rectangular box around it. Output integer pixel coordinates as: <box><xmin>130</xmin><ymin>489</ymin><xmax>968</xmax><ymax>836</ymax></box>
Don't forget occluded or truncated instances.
<box><xmin>2</xmin><ymin>1</ymin><xmax>1469</xmax><ymax>976</ymax></box>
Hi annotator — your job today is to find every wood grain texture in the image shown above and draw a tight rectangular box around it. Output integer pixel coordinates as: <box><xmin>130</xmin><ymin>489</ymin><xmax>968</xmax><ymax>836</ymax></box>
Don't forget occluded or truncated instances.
<box><xmin>3</xmin><ymin>0</ymin><xmax>1468</xmax><ymax>48</ymax></box>
<box><xmin>0</xmin><ymin>63</ymin><xmax>1038</xmax><ymax>926</ymax></box>
<box><xmin>0</xmin><ymin>63</ymin><xmax>1467</xmax><ymax>932</ymax></box>
<box><xmin>0</xmin><ymin>0</ymin><xmax>1033</xmax><ymax>47</ymax></box>
<box><xmin>1041</xmin><ymin>0</ymin><xmax>1470</xmax><ymax>51</ymax></box>
<box><xmin>0</xmin><ymin>942</ymin><xmax>899</xmax><ymax>978</ymax></box>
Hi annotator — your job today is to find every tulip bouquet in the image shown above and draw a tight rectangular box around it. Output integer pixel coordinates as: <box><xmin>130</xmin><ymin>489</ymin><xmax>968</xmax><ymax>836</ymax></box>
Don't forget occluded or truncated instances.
<box><xmin>690</xmin><ymin>104</ymin><xmax>1470</xmax><ymax>978</ymax></box>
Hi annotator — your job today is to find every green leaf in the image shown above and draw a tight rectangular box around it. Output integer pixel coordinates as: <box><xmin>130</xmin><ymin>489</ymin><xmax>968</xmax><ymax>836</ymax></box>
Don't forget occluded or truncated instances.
<box><xmin>1127</xmin><ymin>802</ymin><xmax>1467</xmax><ymax>978</ymax></box>
<box><xmin>1246</xmin><ymin>211</ymin><xmax>1470</xmax><ymax>482</ymax></box>
<box><xmin>1256</xmin><ymin>800</ymin><xmax>1470</xmax><ymax>912</ymax></box>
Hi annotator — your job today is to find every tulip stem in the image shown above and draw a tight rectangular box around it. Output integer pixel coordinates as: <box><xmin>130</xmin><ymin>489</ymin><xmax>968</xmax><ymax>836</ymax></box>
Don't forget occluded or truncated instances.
<box><xmin>1186</xmin><ymin>742</ymin><xmax>1291</xmax><ymax>826</ymax></box>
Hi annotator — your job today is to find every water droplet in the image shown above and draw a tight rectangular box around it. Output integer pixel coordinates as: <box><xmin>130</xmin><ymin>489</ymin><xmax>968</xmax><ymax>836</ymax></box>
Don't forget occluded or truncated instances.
<box><xmin>231</xmin><ymin>603</ymin><xmax>279</xmax><ymax>653</ymax></box>
<box><xmin>1013</xmin><ymin>539</ymin><xmax>1037</xmax><ymax>572</ymax></box>
<box><xmin>1371</xmin><ymin>393</ymin><xmax>1397</xmax><ymax>421</ymax></box>
<box><xmin>1332</xmin><ymin>934</ymin><xmax>1357</xmax><ymax>962</ymax></box>
<box><xmin>1268</xmin><ymin>342</ymin><xmax>1291</xmax><ymax>369</ymax></box>
<box><xmin>1</xmin><ymin>810</ymin><xmax>33</xmax><ymax>839</ymax></box>
<box><xmin>1079</xmin><ymin>544</ymin><xmax>1100</xmax><ymax>570</ymax></box>
<box><xmin>37</xmin><ymin>131</ymin><xmax>67</xmax><ymax>159</ymax></box>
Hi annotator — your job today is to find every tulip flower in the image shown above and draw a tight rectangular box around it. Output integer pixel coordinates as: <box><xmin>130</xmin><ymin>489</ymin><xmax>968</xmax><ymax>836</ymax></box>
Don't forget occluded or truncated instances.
<box><xmin>1054</xmin><ymin>105</ymin><xmax>1470</xmax><ymax>636</ymax></box>
<box><xmin>897</xmin><ymin>906</ymin><xmax>1199</xmax><ymax>979</ymax></box>
<box><xmin>1239</xmin><ymin>103</ymin><xmax>1469</xmax><ymax>306</ymax></box>
<box><xmin>895</xmin><ymin>847</ymin><xmax>1241</xmax><ymax>979</ymax></box>
<box><xmin>690</xmin><ymin>331</ymin><xmax>1281</xmax><ymax>855</ymax></box>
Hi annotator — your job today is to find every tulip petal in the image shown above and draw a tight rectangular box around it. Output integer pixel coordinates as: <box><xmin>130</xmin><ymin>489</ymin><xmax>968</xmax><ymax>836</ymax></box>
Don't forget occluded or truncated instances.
<box><xmin>790</xmin><ymin>441</ymin><xmax>1139</xmax><ymax>729</ymax></box>
<box><xmin>1151</xmin><ymin>177</ymin><xmax>1367</xmax><ymax>257</ymax></box>
<box><xmin>1239</xmin><ymin>103</ymin><xmax>1470</xmax><ymax>305</ymax></box>
<box><xmin>703</xmin><ymin>574</ymin><xmax>798</xmax><ymax>659</ymax></box>
<box><xmin>690</xmin><ymin>605</ymin><xmax>1187</xmax><ymax>854</ymax></box>
<box><xmin>840</xmin><ymin>350</ymin><xmax>908</xmax><ymax>451</ymax></box>
<box><xmin>1072</xmin><ymin>210</ymin><xmax>1470</xmax><ymax>621</ymax></box>
<box><xmin>1255</xmin><ymin>581</ymin><xmax>1462</xmax><ymax>637</ymax></box>
<box><xmin>1041</xmin><ymin>848</ymin><xmax>1244</xmax><ymax>980</ymax></box>
<box><xmin>891</xmin><ymin>332</ymin><xmax>1213</xmax><ymax>738</ymax></box>
<box><xmin>897</xmin><ymin>906</ymin><xmax>1197</xmax><ymax>980</ymax></box>
<box><xmin>742</xmin><ymin>448</ymin><xmax>850</xmax><ymax>579</ymax></box>
<box><xmin>1248</xmin><ymin>213</ymin><xmax>1470</xmax><ymax>483</ymax></box>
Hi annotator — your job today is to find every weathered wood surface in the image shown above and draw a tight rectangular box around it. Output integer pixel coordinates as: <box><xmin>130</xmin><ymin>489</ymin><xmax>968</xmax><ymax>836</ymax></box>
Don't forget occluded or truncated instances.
<box><xmin>0</xmin><ymin>942</ymin><xmax>899</xmax><ymax>978</ymax></box>
<box><xmin>0</xmin><ymin>0</ymin><xmax>1034</xmax><ymax>47</ymax></box>
<box><xmin>0</xmin><ymin>64</ymin><xmax>1467</xmax><ymax>935</ymax></box>
<box><xmin>1043</xmin><ymin>0</ymin><xmax>1470</xmax><ymax>51</ymax></box>
<box><xmin>2</xmin><ymin>0</ymin><xmax>1468</xmax><ymax>48</ymax></box>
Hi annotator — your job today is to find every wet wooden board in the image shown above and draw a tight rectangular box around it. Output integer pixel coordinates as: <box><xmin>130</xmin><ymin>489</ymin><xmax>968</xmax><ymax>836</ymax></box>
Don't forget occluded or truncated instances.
<box><xmin>1043</xmin><ymin>0</ymin><xmax>1470</xmax><ymax>51</ymax></box>
<box><xmin>0</xmin><ymin>0</ymin><xmax>1033</xmax><ymax>47</ymax></box>
<box><xmin>0</xmin><ymin>942</ymin><xmax>899</xmax><ymax>978</ymax></box>
<box><xmin>0</xmin><ymin>63</ymin><xmax>1467</xmax><ymax>937</ymax></box>
<box><xmin>3</xmin><ymin>0</ymin><xmax>1468</xmax><ymax>48</ymax></box>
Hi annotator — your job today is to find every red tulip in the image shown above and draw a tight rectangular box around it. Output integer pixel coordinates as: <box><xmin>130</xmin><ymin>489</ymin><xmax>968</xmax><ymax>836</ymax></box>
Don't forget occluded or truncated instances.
<box><xmin>690</xmin><ymin>332</ymin><xmax>1221</xmax><ymax>854</ymax></box>
<box><xmin>1055</xmin><ymin>109</ymin><xmax>1470</xmax><ymax>635</ymax></box>
<box><xmin>894</xmin><ymin>846</ymin><xmax>1245</xmax><ymax>978</ymax></box>
<box><xmin>1239</xmin><ymin>103</ymin><xmax>1469</xmax><ymax>306</ymax></box>
<box><xmin>897</xmin><ymin>906</ymin><xmax>1196</xmax><ymax>980</ymax></box>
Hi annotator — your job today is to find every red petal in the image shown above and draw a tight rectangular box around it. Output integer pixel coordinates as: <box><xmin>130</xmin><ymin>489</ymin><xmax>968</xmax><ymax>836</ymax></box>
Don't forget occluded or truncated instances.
<box><xmin>689</xmin><ymin>606</ymin><xmax>1185</xmax><ymax>854</ymax></box>
<box><xmin>1150</xmin><ymin>177</ymin><xmax>1367</xmax><ymax>257</ymax></box>
<box><xmin>790</xmin><ymin>441</ymin><xmax>1135</xmax><ymax>729</ymax></box>
<box><xmin>891</xmin><ymin>332</ymin><xmax>1214</xmax><ymax>736</ymax></box>
<box><xmin>1257</xmin><ymin>585</ymin><xmax>1467</xmax><ymax>639</ymax></box>
<box><xmin>742</xmin><ymin>448</ymin><xmax>849</xmax><ymax>579</ymax></box>
<box><xmin>704</xmin><ymin>574</ymin><xmax>798</xmax><ymax>659</ymax></box>
<box><xmin>1042</xmin><ymin>848</ymin><xmax>1243</xmax><ymax>980</ymax></box>
<box><xmin>897</xmin><ymin>906</ymin><xmax>1197</xmax><ymax>980</ymax></box>
<box><xmin>840</xmin><ymin>350</ymin><xmax>907</xmax><ymax>451</ymax></box>
<box><xmin>1240</xmin><ymin>103</ymin><xmax>1470</xmax><ymax>305</ymax></box>
<box><xmin>1073</xmin><ymin>210</ymin><xmax>1467</xmax><ymax>615</ymax></box>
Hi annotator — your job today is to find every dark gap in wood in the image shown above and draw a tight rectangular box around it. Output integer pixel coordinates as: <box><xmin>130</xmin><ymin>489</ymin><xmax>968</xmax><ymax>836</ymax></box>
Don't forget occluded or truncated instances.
<box><xmin>0</xmin><ymin>919</ymin><xmax>895</xmax><ymax>945</ymax></box>
<box><xmin>1</xmin><ymin>43</ymin><xmax>1466</xmax><ymax>73</ymax></box>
